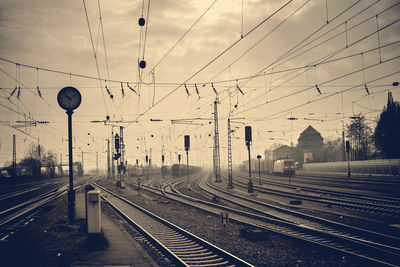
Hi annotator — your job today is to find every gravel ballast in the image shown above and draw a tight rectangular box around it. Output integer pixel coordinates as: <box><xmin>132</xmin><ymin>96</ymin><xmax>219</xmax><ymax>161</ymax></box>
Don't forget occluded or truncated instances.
<box><xmin>98</xmin><ymin>178</ymin><xmax>372</xmax><ymax>266</ymax></box>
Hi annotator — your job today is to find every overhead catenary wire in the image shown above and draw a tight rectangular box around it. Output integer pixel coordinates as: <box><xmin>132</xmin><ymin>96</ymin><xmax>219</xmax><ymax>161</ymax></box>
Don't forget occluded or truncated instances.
<box><xmin>240</xmin><ymin>16</ymin><xmax>400</xmax><ymax>113</ymax></box>
<box><xmin>234</xmin><ymin>55</ymin><xmax>400</xmax><ymax>117</ymax></box>
<box><xmin>145</xmin><ymin>0</ymin><xmax>218</xmax><ymax>78</ymax></box>
<box><xmin>83</xmin><ymin>0</ymin><xmax>109</xmax><ymax>116</ymax></box>
<box><xmin>255</xmin><ymin>69</ymin><xmax>400</xmax><ymax>122</ymax></box>
<box><xmin>126</xmin><ymin>0</ymin><xmax>295</xmax><ymax>127</ymax></box>
<box><xmin>192</xmin><ymin>0</ymin><xmax>365</xmax><ymax>120</ymax></box>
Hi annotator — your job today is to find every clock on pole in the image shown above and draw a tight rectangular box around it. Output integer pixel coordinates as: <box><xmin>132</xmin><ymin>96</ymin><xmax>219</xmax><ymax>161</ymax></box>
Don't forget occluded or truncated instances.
<box><xmin>57</xmin><ymin>86</ymin><xmax>82</xmax><ymax>224</ymax></box>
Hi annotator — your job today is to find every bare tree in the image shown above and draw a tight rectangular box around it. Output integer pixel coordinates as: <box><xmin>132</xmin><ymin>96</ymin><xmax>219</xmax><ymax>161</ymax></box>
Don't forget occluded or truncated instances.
<box><xmin>346</xmin><ymin>114</ymin><xmax>373</xmax><ymax>160</ymax></box>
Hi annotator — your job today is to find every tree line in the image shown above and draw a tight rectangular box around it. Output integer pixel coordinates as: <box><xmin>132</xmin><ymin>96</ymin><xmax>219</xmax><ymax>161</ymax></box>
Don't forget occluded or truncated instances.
<box><xmin>320</xmin><ymin>91</ymin><xmax>400</xmax><ymax>162</ymax></box>
<box><xmin>4</xmin><ymin>143</ymin><xmax>83</xmax><ymax>178</ymax></box>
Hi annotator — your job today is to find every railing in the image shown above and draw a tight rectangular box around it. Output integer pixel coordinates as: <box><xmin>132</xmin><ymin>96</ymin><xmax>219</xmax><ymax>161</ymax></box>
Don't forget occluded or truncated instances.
<box><xmin>303</xmin><ymin>159</ymin><xmax>400</xmax><ymax>175</ymax></box>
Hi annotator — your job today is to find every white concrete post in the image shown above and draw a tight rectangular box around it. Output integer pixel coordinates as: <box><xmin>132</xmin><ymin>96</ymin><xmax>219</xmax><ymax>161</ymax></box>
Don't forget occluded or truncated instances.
<box><xmin>87</xmin><ymin>190</ymin><xmax>101</xmax><ymax>233</ymax></box>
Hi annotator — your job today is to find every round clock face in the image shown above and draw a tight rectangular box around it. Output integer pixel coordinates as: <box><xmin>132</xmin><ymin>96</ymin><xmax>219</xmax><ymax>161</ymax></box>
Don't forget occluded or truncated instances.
<box><xmin>57</xmin><ymin>86</ymin><xmax>82</xmax><ymax>110</ymax></box>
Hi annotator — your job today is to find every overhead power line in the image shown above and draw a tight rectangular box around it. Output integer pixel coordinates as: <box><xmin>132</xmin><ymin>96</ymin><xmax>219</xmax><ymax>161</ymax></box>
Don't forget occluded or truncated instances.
<box><xmin>127</xmin><ymin>0</ymin><xmax>295</xmax><ymax>126</ymax></box>
<box><xmin>83</xmin><ymin>0</ymin><xmax>109</xmax><ymax>115</ymax></box>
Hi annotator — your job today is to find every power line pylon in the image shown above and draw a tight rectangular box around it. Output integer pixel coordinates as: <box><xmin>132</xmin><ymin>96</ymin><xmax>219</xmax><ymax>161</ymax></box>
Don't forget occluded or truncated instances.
<box><xmin>227</xmin><ymin>119</ymin><xmax>233</xmax><ymax>189</ymax></box>
<box><xmin>213</xmin><ymin>98</ymin><xmax>221</xmax><ymax>182</ymax></box>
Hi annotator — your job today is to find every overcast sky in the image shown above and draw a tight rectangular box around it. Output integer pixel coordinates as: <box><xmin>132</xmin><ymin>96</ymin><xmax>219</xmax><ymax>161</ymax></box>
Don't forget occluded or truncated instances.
<box><xmin>0</xmin><ymin>0</ymin><xmax>399</xmax><ymax>170</ymax></box>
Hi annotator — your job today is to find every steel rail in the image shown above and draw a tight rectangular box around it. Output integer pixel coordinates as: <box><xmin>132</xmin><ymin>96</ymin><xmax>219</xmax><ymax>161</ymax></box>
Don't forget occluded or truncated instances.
<box><xmin>200</xmin><ymin>175</ymin><xmax>400</xmax><ymax>252</ymax></box>
<box><xmin>96</xmin><ymin>182</ymin><xmax>254</xmax><ymax>267</ymax></box>
<box><xmin>232</xmin><ymin>174</ymin><xmax>400</xmax><ymax>216</ymax></box>
<box><xmin>133</xmin><ymin>174</ymin><xmax>400</xmax><ymax>266</ymax></box>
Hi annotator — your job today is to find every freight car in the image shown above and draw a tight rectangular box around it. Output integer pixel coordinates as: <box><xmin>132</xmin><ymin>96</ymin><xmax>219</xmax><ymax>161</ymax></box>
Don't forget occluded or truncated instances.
<box><xmin>161</xmin><ymin>166</ymin><xmax>168</xmax><ymax>177</ymax></box>
<box><xmin>171</xmin><ymin>164</ymin><xmax>202</xmax><ymax>177</ymax></box>
<box><xmin>129</xmin><ymin>167</ymin><xmax>143</xmax><ymax>176</ymax></box>
<box><xmin>243</xmin><ymin>158</ymin><xmax>296</xmax><ymax>176</ymax></box>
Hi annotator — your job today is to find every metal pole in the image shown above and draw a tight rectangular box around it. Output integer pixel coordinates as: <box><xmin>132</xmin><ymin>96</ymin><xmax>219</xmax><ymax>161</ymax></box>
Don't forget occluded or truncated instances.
<box><xmin>186</xmin><ymin>150</ymin><xmax>189</xmax><ymax>186</ymax></box>
<box><xmin>12</xmin><ymin>135</ymin><xmax>16</xmax><ymax>176</ymax></box>
<box><xmin>347</xmin><ymin>151</ymin><xmax>351</xmax><ymax>177</ymax></box>
<box><xmin>119</xmin><ymin>126</ymin><xmax>123</xmax><ymax>186</ymax></box>
<box><xmin>81</xmin><ymin>150</ymin><xmax>84</xmax><ymax>175</ymax></box>
<box><xmin>227</xmin><ymin>119</ymin><xmax>233</xmax><ymax>189</ymax></box>
<box><xmin>258</xmin><ymin>157</ymin><xmax>261</xmax><ymax>185</ymax></box>
<box><xmin>111</xmin><ymin>127</ymin><xmax>115</xmax><ymax>179</ymax></box>
<box><xmin>67</xmin><ymin>110</ymin><xmax>75</xmax><ymax>224</ymax></box>
<box><xmin>247</xmin><ymin>144</ymin><xmax>251</xmax><ymax>179</ymax></box>
<box><xmin>247</xmin><ymin>143</ymin><xmax>253</xmax><ymax>193</ymax></box>
<box><xmin>107</xmin><ymin>139</ymin><xmax>110</xmax><ymax>178</ymax></box>
<box><xmin>96</xmin><ymin>151</ymin><xmax>98</xmax><ymax>176</ymax></box>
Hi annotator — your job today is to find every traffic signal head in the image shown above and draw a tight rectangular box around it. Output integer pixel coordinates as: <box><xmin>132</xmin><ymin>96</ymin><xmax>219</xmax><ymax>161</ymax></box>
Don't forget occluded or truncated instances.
<box><xmin>114</xmin><ymin>133</ymin><xmax>120</xmax><ymax>150</ymax></box>
<box><xmin>245</xmin><ymin>126</ymin><xmax>252</xmax><ymax>142</ymax></box>
<box><xmin>178</xmin><ymin>154</ymin><xmax>181</xmax><ymax>161</ymax></box>
<box><xmin>145</xmin><ymin>155</ymin><xmax>148</xmax><ymax>163</ymax></box>
<box><xmin>346</xmin><ymin>141</ymin><xmax>350</xmax><ymax>153</ymax></box>
<box><xmin>184</xmin><ymin>135</ymin><xmax>190</xmax><ymax>151</ymax></box>
<box><xmin>162</xmin><ymin>155</ymin><xmax>165</xmax><ymax>163</ymax></box>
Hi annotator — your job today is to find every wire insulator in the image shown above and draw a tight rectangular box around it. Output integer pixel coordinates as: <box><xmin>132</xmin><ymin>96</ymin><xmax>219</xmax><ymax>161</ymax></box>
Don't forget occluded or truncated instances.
<box><xmin>364</xmin><ymin>84</ymin><xmax>369</xmax><ymax>95</ymax></box>
<box><xmin>195</xmin><ymin>84</ymin><xmax>200</xmax><ymax>99</ymax></box>
<box><xmin>315</xmin><ymin>85</ymin><xmax>322</xmax><ymax>94</ymax></box>
<box><xmin>236</xmin><ymin>80</ymin><xmax>244</xmax><ymax>95</ymax></box>
<box><xmin>37</xmin><ymin>86</ymin><xmax>42</xmax><ymax>98</ymax></box>
<box><xmin>8</xmin><ymin>86</ymin><xmax>17</xmax><ymax>99</ymax></box>
<box><xmin>184</xmin><ymin>84</ymin><xmax>190</xmax><ymax>96</ymax></box>
<box><xmin>127</xmin><ymin>82</ymin><xmax>137</xmax><ymax>94</ymax></box>
<box><xmin>211</xmin><ymin>83</ymin><xmax>218</xmax><ymax>95</ymax></box>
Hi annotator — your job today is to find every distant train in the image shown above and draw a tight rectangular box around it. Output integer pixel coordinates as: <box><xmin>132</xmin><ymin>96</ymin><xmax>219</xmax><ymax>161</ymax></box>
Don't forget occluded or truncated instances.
<box><xmin>161</xmin><ymin>166</ymin><xmax>168</xmax><ymax>177</ymax></box>
<box><xmin>242</xmin><ymin>158</ymin><xmax>296</xmax><ymax>176</ymax></box>
<box><xmin>171</xmin><ymin>164</ymin><xmax>202</xmax><ymax>177</ymax></box>
<box><xmin>129</xmin><ymin>167</ymin><xmax>143</xmax><ymax>176</ymax></box>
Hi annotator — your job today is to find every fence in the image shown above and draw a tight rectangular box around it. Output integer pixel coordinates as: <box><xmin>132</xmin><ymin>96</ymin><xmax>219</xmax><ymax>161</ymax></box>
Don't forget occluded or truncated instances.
<box><xmin>302</xmin><ymin>159</ymin><xmax>400</xmax><ymax>176</ymax></box>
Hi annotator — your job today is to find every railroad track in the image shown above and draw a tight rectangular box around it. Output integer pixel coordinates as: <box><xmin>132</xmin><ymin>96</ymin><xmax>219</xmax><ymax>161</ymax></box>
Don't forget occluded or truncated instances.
<box><xmin>130</xmin><ymin>174</ymin><xmax>400</xmax><ymax>266</ymax></box>
<box><xmin>96</xmin><ymin>182</ymin><xmax>254</xmax><ymax>267</ymax></box>
<box><xmin>232</xmin><ymin>173</ymin><xmax>400</xmax><ymax>218</ymax></box>
<box><xmin>0</xmin><ymin>181</ymin><xmax>87</xmax><ymax>241</ymax></box>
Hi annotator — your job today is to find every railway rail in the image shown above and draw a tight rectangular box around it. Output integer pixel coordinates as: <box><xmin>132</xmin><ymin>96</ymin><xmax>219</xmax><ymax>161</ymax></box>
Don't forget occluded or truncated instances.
<box><xmin>0</xmin><ymin>181</ymin><xmax>87</xmax><ymax>241</ymax></box>
<box><xmin>232</xmin><ymin>173</ymin><xmax>400</xmax><ymax>219</ymax></box>
<box><xmin>95</xmin><ymin>182</ymin><xmax>254</xmax><ymax>267</ymax></box>
<box><xmin>127</xmin><ymin>173</ymin><xmax>400</xmax><ymax>266</ymax></box>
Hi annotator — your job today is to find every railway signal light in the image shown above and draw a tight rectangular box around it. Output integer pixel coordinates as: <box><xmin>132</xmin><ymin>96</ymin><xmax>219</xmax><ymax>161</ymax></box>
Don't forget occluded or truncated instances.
<box><xmin>245</xmin><ymin>126</ymin><xmax>253</xmax><ymax>193</ymax></box>
<box><xmin>184</xmin><ymin>135</ymin><xmax>190</xmax><ymax>151</ymax></box>
<box><xmin>245</xmin><ymin>126</ymin><xmax>252</xmax><ymax>144</ymax></box>
<box><xmin>114</xmin><ymin>133</ymin><xmax>120</xmax><ymax>152</ymax></box>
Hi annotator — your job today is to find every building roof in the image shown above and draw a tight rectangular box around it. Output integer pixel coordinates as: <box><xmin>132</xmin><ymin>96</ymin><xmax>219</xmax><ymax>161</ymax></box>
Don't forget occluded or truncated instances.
<box><xmin>297</xmin><ymin>125</ymin><xmax>323</xmax><ymax>142</ymax></box>
<box><xmin>273</xmin><ymin>145</ymin><xmax>291</xmax><ymax>153</ymax></box>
